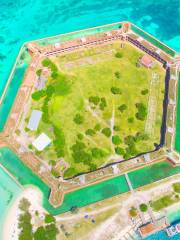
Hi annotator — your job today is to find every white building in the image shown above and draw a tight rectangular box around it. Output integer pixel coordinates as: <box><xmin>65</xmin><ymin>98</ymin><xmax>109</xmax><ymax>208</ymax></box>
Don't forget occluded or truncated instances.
<box><xmin>32</xmin><ymin>133</ymin><xmax>52</xmax><ymax>151</ymax></box>
<box><xmin>27</xmin><ymin>110</ymin><xmax>42</xmax><ymax>131</ymax></box>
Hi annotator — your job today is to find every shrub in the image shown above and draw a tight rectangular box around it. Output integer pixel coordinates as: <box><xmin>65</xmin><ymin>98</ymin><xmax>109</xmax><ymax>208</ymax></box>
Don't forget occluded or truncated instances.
<box><xmin>118</xmin><ymin>104</ymin><xmax>127</xmax><ymax>113</ymax></box>
<box><xmin>112</xmin><ymin>135</ymin><xmax>121</xmax><ymax>145</ymax></box>
<box><xmin>53</xmin><ymin>126</ymin><xmax>65</xmax><ymax>158</ymax></box>
<box><xmin>89</xmin><ymin>163</ymin><xmax>97</xmax><ymax>171</ymax></box>
<box><xmin>34</xmin><ymin>226</ymin><xmax>46</xmax><ymax>240</ymax></box>
<box><xmin>89</xmin><ymin>96</ymin><xmax>100</xmax><ymax>105</ymax></box>
<box><xmin>45</xmin><ymin>214</ymin><xmax>55</xmax><ymax>224</ymax></box>
<box><xmin>49</xmin><ymin>160</ymin><xmax>56</xmax><ymax>166</ymax></box>
<box><xmin>77</xmin><ymin>133</ymin><xmax>83</xmax><ymax>140</ymax></box>
<box><xmin>115</xmin><ymin>147</ymin><xmax>125</xmax><ymax>155</ymax></box>
<box><xmin>114</xmin><ymin>71</ymin><xmax>121</xmax><ymax>79</ymax></box>
<box><xmin>73</xmin><ymin>114</ymin><xmax>84</xmax><ymax>124</ymax></box>
<box><xmin>102</xmin><ymin>128</ymin><xmax>111</xmax><ymax>137</ymax></box>
<box><xmin>128</xmin><ymin>117</ymin><xmax>134</xmax><ymax>123</ymax></box>
<box><xmin>135</xmin><ymin>103</ymin><xmax>147</xmax><ymax>121</ymax></box>
<box><xmin>91</xmin><ymin>148</ymin><xmax>105</xmax><ymax>159</ymax></box>
<box><xmin>129</xmin><ymin>207</ymin><xmax>137</xmax><ymax>217</ymax></box>
<box><xmin>140</xmin><ymin>203</ymin><xmax>148</xmax><ymax>212</ymax></box>
<box><xmin>99</xmin><ymin>97</ymin><xmax>107</xmax><ymax>110</ymax></box>
<box><xmin>51</xmin><ymin>71</ymin><xmax>59</xmax><ymax>79</ymax></box>
<box><xmin>141</xmin><ymin>89</ymin><xmax>149</xmax><ymax>95</ymax></box>
<box><xmin>36</xmin><ymin>69</ymin><xmax>42</xmax><ymax>76</ymax></box>
<box><xmin>51</xmin><ymin>168</ymin><xmax>60</xmax><ymax>178</ymax></box>
<box><xmin>114</xmin><ymin>125</ymin><xmax>120</xmax><ymax>131</ymax></box>
<box><xmin>64</xmin><ymin>167</ymin><xmax>76</xmax><ymax>178</ymax></box>
<box><xmin>111</xmin><ymin>87</ymin><xmax>122</xmax><ymax>95</ymax></box>
<box><xmin>115</xmin><ymin>52</ymin><xmax>123</xmax><ymax>58</ymax></box>
<box><xmin>32</xmin><ymin>90</ymin><xmax>46</xmax><ymax>100</ymax></box>
<box><xmin>173</xmin><ymin>182</ymin><xmax>180</xmax><ymax>193</ymax></box>
<box><xmin>94</xmin><ymin>123</ymin><xmax>101</xmax><ymax>131</ymax></box>
<box><xmin>46</xmin><ymin>85</ymin><xmax>55</xmax><ymax>97</ymax></box>
<box><xmin>85</xmin><ymin>129</ymin><xmax>96</xmax><ymax>136</ymax></box>
<box><xmin>42</xmin><ymin>58</ymin><xmax>51</xmax><ymax>67</ymax></box>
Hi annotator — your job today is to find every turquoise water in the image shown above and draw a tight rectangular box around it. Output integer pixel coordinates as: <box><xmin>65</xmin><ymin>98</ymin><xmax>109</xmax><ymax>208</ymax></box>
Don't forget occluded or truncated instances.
<box><xmin>0</xmin><ymin>166</ymin><xmax>22</xmax><ymax>237</ymax></box>
<box><xmin>0</xmin><ymin>0</ymin><xmax>180</xmax><ymax>97</ymax></box>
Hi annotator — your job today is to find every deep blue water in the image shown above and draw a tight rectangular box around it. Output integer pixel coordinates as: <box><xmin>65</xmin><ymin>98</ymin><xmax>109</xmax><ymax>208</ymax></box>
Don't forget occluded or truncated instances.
<box><xmin>0</xmin><ymin>0</ymin><xmax>180</xmax><ymax>96</ymax></box>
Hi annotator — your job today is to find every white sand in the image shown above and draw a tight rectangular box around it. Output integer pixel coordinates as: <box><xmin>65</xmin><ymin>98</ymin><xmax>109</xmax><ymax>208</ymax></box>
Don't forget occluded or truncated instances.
<box><xmin>3</xmin><ymin>187</ymin><xmax>45</xmax><ymax>240</ymax></box>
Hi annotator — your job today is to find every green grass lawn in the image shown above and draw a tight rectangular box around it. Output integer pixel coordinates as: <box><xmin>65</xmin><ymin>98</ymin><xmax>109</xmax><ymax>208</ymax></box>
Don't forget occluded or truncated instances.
<box><xmin>28</xmin><ymin>42</ymin><xmax>165</xmax><ymax>178</ymax></box>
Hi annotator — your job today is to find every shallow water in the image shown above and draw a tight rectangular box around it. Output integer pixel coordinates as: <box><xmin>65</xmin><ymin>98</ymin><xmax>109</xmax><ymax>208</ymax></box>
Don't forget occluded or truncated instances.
<box><xmin>0</xmin><ymin>0</ymin><xmax>180</xmax><ymax>96</ymax></box>
<box><xmin>0</xmin><ymin>166</ymin><xmax>21</xmax><ymax>236</ymax></box>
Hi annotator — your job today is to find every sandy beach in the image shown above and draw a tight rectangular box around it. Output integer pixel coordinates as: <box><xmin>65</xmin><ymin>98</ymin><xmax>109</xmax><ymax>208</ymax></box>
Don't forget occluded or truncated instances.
<box><xmin>3</xmin><ymin>186</ymin><xmax>45</xmax><ymax>240</ymax></box>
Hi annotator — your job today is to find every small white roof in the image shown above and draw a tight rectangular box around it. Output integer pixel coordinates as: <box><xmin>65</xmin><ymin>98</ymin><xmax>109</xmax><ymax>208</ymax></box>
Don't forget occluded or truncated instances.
<box><xmin>32</xmin><ymin>133</ymin><xmax>51</xmax><ymax>151</ymax></box>
<box><xmin>81</xmin><ymin>37</ymin><xmax>86</xmax><ymax>43</ymax></box>
<box><xmin>27</xmin><ymin>110</ymin><xmax>42</xmax><ymax>131</ymax></box>
<box><xmin>54</xmin><ymin>42</ymin><xmax>61</xmax><ymax>49</ymax></box>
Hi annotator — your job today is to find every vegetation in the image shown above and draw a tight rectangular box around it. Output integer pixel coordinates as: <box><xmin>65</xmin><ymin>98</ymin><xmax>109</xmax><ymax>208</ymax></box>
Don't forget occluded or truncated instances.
<box><xmin>151</xmin><ymin>194</ymin><xmax>178</xmax><ymax>211</ymax></box>
<box><xmin>45</xmin><ymin>214</ymin><xmax>55</xmax><ymax>224</ymax></box>
<box><xmin>74</xmin><ymin>114</ymin><xmax>84</xmax><ymax>124</ymax></box>
<box><xmin>29</xmin><ymin>43</ymin><xmax>165</xmax><ymax>177</ymax></box>
<box><xmin>102</xmin><ymin>128</ymin><xmax>111</xmax><ymax>137</ymax></box>
<box><xmin>173</xmin><ymin>182</ymin><xmax>180</xmax><ymax>193</ymax></box>
<box><xmin>139</xmin><ymin>203</ymin><xmax>148</xmax><ymax>212</ymax></box>
<box><xmin>115</xmin><ymin>52</ymin><xmax>123</xmax><ymax>58</ymax></box>
<box><xmin>112</xmin><ymin>135</ymin><xmax>121</xmax><ymax>145</ymax></box>
<box><xmin>135</xmin><ymin>103</ymin><xmax>147</xmax><ymax>121</ymax></box>
<box><xmin>18</xmin><ymin>199</ymin><xmax>33</xmax><ymax>240</ymax></box>
<box><xmin>111</xmin><ymin>87</ymin><xmax>122</xmax><ymax>95</ymax></box>
<box><xmin>141</xmin><ymin>89</ymin><xmax>149</xmax><ymax>95</ymax></box>
<box><xmin>129</xmin><ymin>207</ymin><xmax>138</xmax><ymax>217</ymax></box>
<box><xmin>118</xmin><ymin>104</ymin><xmax>127</xmax><ymax>113</ymax></box>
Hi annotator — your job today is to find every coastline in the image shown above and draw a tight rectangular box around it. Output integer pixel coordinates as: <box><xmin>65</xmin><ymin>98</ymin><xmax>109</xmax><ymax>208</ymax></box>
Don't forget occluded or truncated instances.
<box><xmin>3</xmin><ymin>186</ymin><xmax>44</xmax><ymax>240</ymax></box>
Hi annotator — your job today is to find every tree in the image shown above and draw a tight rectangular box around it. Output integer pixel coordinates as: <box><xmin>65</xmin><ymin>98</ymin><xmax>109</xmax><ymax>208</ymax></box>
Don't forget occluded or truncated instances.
<box><xmin>129</xmin><ymin>207</ymin><xmax>137</xmax><ymax>217</ymax></box>
<box><xmin>64</xmin><ymin>167</ymin><xmax>76</xmax><ymax>178</ymax></box>
<box><xmin>34</xmin><ymin>226</ymin><xmax>46</xmax><ymax>240</ymax></box>
<box><xmin>141</xmin><ymin>89</ymin><xmax>149</xmax><ymax>95</ymax></box>
<box><xmin>115</xmin><ymin>52</ymin><xmax>123</xmax><ymax>58</ymax></box>
<box><xmin>173</xmin><ymin>183</ymin><xmax>180</xmax><ymax>193</ymax></box>
<box><xmin>111</xmin><ymin>87</ymin><xmax>122</xmax><ymax>95</ymax></box>
<box><xmin>118</xmin><ymin>104</ymin><xmax>127</xmax><ymax>113</ymax></box>
<box><xmin>44</xmin><ymin>224</ymin><xmax>59</xmax><ymax>240</ymax></box>
<box><xmin>32</xmin><ymin>90</ymin><xmax>46</xmax><ymax>100</ymax></box>
<box><xmin>91</xmin><ymin>148</ymin><xmax>105</xmax><ymax>158</ymax></box>
<box><xmin>42</xmin><ymin>58</ymin><xmax>51</xmax><ymax>67</ymax></box>
<box><xmin>89</xmin><ymin>96</ymin><xmax>100</xmax><ymax>105</ymax></box>
<box><xmin>19</xmin><ymin>198</ymin><xmax>31</xmax><ymax>212</ymax></box>
<box><xmin>73</xmin><ymin>113</ymin><xmax>84</xmax><ymax>124</ymax></box>
<box><xmin>36</xmin><ymin>69</ymin><xmax>42</xmax><ymax>76</ymax></box>
<box><xmin>77</xmin><ymin>133</ymin><xmax>83</xmax><ymax>140</ymax></box>
<box><xmin>89</xmin><ymin>163</ymin><xmax>97</xmax><ymax>171</ymax></box>
<box><xmin>114</xmin><ymin>71</ymin><xmax>121</xmax><ymax>79</ymax></box>
<box><xmin>18</xmin><ymin>211</ymin><xmax>33</xmax><ymax>240</ymax></box>
<box><xmin>45</xmin><ymin>214</ymin><xmax>55</xmax><ymax>224</ymax></box>
<box><xmin>115</xmin><ymin>147</ymin><xmax>125</xmax><ymax>155</ymax></box>
<box><xmin>140</xmin><ymin>203</ymin><xmax>148</xmax><ymax>212</ymax></box>
<box><xmin>85</xmin><ymin>128</ymin><xmax>96</xmax><ymax>136</ymax></box>
<box><xmin>102</xmin><ymin>128</ymin><xmax>111</xmax><ymax>137</ymax></box>
<box><xmin>135</xmin><ymin>103</ymin><xmax>147</xmax><ymax>121</ymax></box>
<box><xmin>99</xmin><ymin>97</ymin><xmax>107</xmax><ymax>110</ymax></box>
<box><xmin>112</xmin><ymin>135</ymin><xmax>121</xmax><ymax>145</ymax></box>
<box><xmin>94</xmin><ymin>123</ymin><xmax>101</xmax><ymax>131</ymax></box>
<box><xmin>128</xmin><ymin>117</ymin><xmax>134</xmax><ymax>123</ymax></box>
<box><xmin>113</xmin><ymin>125</ymin><xmax>120</xmax><ymax>131</ymax></box>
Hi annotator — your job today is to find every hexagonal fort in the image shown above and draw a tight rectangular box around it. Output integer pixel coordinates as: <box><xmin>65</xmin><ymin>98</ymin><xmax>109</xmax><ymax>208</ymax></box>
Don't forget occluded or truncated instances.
<box><xmin>0</xmin><ymin>21</ymin><xmax>179</xmax><ymax>207</ymax></box>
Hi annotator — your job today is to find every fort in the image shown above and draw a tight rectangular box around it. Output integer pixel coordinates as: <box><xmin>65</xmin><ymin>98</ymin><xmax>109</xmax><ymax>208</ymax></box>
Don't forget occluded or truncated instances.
<box><xmin>0</xmin><ymin>21</ymin><xmax>179</xmax><ymax>211</ymax></box>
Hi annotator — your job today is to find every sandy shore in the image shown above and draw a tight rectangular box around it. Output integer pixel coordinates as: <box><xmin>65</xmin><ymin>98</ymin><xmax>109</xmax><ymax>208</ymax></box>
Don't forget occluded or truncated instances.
<box><xmin>3</xmin><ymin>186</ymin><xmax>45</xmax><ymax>240</ymax></box>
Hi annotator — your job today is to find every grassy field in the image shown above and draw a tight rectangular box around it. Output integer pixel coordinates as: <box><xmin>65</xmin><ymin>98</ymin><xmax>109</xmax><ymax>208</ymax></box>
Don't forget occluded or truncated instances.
<box><xmin>28</xmin><ymin>42</ymin><xmax>165</xmax><ymax>178</ymax></box>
